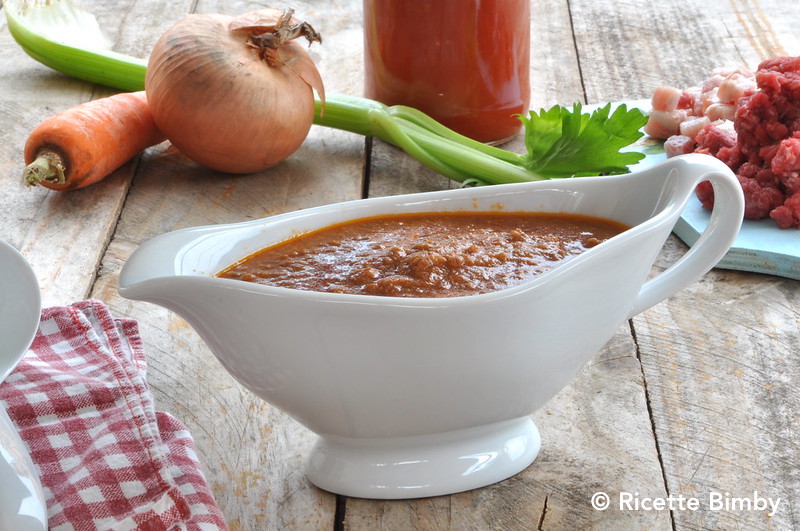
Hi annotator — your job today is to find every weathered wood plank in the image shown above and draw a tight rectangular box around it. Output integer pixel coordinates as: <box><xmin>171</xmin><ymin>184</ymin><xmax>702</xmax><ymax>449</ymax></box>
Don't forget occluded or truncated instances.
<box><xmin>572</xmin><ymin>0</ymin><xmax>800</xmax><ymax>528</ymax></box>
<box><xmin>529</xmin><ymin>0</ymin><xmax>586</xmax><ymax>108</ymax></box>
<box><xmin>634</xmin><ymin>271</ymin><xmax>800</xmax><ymax>530</ymax></box>
<box><xmin>571</xmin><ymin>0</ymin><xmax>800</xmax><ymax>104</ymax></box>
<box><xmin>574</xmin><ymin>0</ymin><xmax>800</xmax><ymax>529</ymax></box>
<box><xmin>88</xmin><ymin>0</ymin><xmax>366</xmax><ymax>528</ymax></box>
<box><xmin>352</xmin><ymin>1</ymin><xmax>670</xmax><ymax>529</ymax></box>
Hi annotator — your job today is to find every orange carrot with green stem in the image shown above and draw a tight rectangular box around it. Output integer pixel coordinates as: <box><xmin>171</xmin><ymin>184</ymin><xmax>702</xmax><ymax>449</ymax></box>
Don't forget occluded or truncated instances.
<box><xmin>23</xmin><ymin>91</ymin><xmax>165</xmax><ymax>191</ymax></box>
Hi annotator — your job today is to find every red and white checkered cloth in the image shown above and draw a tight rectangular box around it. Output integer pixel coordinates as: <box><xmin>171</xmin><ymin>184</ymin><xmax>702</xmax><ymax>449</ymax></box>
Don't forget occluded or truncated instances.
<box><xmin>0</xmin><ymin>300</ymin><xmax>227</xmax><ymax>530</ymax></box>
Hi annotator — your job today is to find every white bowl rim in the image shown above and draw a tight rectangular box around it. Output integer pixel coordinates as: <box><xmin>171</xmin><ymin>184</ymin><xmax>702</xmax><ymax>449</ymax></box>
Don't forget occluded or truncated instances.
<box><xmin>0</xmin><ymin>239</ymin><xmax>41</xmax><ymax>383</ymax></box>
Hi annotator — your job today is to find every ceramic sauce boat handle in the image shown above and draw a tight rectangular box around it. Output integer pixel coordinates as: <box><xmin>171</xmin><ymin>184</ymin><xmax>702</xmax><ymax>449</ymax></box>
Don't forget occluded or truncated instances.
<box><xmin>628</xmin><ymin>156</ymin><xmax>744</xmax><ymax>318</ymax></box>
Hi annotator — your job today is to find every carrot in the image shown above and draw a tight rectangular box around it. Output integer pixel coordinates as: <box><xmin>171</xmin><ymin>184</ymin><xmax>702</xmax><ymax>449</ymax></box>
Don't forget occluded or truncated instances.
<box><xmin>23</xmin><ymin>91</ymin><xmax>165</xmax><ymax>191</ymax></box>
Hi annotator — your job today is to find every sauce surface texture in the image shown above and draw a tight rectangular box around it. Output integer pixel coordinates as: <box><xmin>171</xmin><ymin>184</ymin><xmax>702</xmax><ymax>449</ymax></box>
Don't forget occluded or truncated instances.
<box><xmin>217</xmin><ymin>212</ymin><xmax>628</xmax><ymax>298</ymax></box>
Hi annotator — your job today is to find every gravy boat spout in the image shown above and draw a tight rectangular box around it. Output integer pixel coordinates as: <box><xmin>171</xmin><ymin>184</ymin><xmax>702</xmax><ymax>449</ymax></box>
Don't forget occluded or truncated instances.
<box><xmin>118</xmin><ymin>154</ymin><xmax>743</xmax><ymax>499</ymax></box>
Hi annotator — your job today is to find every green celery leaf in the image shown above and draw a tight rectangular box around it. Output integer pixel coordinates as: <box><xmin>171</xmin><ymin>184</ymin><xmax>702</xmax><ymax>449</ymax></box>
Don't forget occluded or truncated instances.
<box><xmin>519</xmin><ymin>103</ymin><xmax>648</xmax><ymax>178</ymax></box>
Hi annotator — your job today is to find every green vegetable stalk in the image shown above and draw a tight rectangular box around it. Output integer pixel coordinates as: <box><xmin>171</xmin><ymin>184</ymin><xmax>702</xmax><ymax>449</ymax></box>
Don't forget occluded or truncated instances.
<box><xmin>5</xmin><ymin>0</ymin><xmax>148</xmax><ymax>92</ymax></box>
<box><xmin>5</xmin><ymin>0</ymin><xmax>648</xmax><ymax>185</ymax></box>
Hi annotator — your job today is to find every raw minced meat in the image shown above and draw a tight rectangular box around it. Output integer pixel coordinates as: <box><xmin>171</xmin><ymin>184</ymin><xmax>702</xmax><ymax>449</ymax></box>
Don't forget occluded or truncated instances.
<box><xmin>771</xmin><ymin>193</ymin><xmax>800</xmax><ymax>229</ymax></box>
<box><xmin>771</xmin><ymin>132</ymin><xmax>800</xmax><ymax>194</ymax></box>
<box><xmin>646</xmin><ymin>56</ymin><xmax>800</xmax><ymax>228</ymax></box>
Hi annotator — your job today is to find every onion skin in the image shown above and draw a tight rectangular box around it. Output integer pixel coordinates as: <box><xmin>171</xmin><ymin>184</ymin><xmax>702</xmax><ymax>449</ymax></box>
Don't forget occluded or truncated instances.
<box><xmin>145</xmin><ymin>9</ymin><xmax>324</xmax><ymax>174</ymax></box>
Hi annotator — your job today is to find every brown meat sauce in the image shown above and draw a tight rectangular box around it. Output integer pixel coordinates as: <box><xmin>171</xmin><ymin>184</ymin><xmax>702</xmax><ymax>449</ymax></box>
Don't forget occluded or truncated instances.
<box><xmin>217</xmin><ymin>212</ymin><xmax>629</xmax><ymax>297</ymax></box>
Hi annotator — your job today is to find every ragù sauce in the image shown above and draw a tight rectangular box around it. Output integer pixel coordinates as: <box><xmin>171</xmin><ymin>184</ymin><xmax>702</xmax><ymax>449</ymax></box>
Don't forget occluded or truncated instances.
<box><xmin>217</xmin><ymin>212</ymin><xmax>629</xmax><ymax>298</ymax></box>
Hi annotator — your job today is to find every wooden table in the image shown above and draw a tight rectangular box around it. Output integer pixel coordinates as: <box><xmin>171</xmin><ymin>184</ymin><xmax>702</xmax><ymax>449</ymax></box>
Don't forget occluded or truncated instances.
<box><xmin>2</xmin><ymin>1</ymin><xmax>798</xmax><ymax>529</ymax></box>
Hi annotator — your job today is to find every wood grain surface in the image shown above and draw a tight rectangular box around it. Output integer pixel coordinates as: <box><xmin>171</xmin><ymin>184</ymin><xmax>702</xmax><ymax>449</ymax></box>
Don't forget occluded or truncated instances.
<box><xmin>1</xmin><ymin>0</ymin><xmax>798</xmax><ymax>529</ymax></box>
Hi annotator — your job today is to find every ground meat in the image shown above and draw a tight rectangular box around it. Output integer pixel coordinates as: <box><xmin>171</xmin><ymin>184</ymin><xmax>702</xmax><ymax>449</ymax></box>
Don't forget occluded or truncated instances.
<box><xmin>771</xmin><ymin>132</ymin><xmax>800</xmax><ymax>194</ymax></box>
<box><xmin>694</xmin><ymin>123</ymin><xmax>737</xmax><ymax>157</ymax></box>
<box><xmin>735</xmin><ymin>91</ymin><xmax>788</xmax><ymax>153</ymax></box>
<box><xmin>694</xmin><ymin>122</ymin><xmax>746</xmax><ymax>170</ymax></box>
<box><xmin>694</xmin><ymin>180</ymin><xmax>715</xmax><ymax>210</ymax></box>
<box><xmin>737</xmin><ymin>175</ymin><xmax>785</xmax><ymax>219</ymax></box>
<box><xmin>771</xmin><ymin>192</ymin><xmax>800</xmax><ymax>229</ymax></box>
<box><xmin>756</xmin><ymin>57</ymin><xmax>800</xmax><ymax>131</ymax></box>
<box><xmin>652</xmin><ymin>56</ymin><xmax>800</xmax><ymax>228</ymax></box>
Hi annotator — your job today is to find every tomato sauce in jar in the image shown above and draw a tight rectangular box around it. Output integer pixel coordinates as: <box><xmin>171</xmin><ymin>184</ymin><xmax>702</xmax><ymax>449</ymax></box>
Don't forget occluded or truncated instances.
<box><xmin>363</xmin><ymin>0</ymin><xmax>531</xmax><ymax>144</ymax></box>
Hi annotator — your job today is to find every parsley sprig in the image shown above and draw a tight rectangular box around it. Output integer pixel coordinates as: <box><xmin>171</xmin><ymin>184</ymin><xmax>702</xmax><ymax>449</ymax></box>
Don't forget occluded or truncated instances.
<box><xmin>520</xmin><ymin>103</ymin><xmax>648</xmax><ymax>178</ymax></box>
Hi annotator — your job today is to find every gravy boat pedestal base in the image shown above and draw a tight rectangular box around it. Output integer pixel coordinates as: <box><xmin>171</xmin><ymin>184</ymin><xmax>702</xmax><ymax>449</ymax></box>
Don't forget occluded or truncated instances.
<box><xmin>306</xmin><ymin>416</ymin><xmax>540</xmax><ymax>499</ymax></box>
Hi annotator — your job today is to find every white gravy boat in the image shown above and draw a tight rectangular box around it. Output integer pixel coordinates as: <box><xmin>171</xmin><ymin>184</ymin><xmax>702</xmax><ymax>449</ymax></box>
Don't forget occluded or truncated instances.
<box><xmin>119</xmin><ymin>154</ymin><xmax>743</xmax><ymax>499</ymax></box>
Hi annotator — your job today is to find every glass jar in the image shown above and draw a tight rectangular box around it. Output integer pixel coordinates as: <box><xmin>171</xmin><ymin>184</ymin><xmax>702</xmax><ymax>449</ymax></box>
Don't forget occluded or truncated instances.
<box><xmin>363</xmin><ymin>0</ymin><xmax>531</xmax><ymax>144</ymax></box>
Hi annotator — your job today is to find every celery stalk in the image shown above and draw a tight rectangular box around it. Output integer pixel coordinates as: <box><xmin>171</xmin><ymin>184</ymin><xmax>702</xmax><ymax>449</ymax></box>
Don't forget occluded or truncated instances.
<box><xmin>5</xmin><ymin>0</ymin><xmax>146</xmax><ymax>92</ymax></box>
<box><xmin>5</xmin><ymin>0</ymin><xmax>646</xmax><ymax>185</ymax></box>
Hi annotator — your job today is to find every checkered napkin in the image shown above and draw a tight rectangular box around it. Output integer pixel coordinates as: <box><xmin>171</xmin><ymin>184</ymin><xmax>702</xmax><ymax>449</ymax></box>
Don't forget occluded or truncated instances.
<box><xmin>0</xmin><ymin>300</ymin><xmax>227</xmax><ymax>530</ymax></box>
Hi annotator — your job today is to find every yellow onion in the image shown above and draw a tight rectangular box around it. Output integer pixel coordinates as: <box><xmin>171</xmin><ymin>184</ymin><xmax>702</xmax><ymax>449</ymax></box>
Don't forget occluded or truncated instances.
<box><xmin>145</xmin><ymin>8</ymin><xmax>325</xmax><ymax>173</ymax></box>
